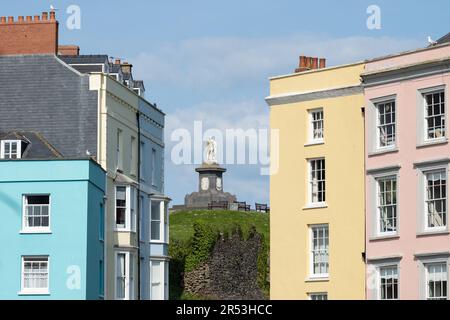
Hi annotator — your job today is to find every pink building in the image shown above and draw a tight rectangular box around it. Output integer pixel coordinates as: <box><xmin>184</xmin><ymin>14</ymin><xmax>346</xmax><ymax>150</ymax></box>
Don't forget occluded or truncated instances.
<box><xmin>363</xmin><ymin>37</ymin><xmax>450</xmax><ymax>300</ymax></box>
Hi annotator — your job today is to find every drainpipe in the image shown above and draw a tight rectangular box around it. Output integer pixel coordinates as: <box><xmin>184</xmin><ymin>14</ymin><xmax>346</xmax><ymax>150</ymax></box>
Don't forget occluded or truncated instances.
<box><xmin>136</xmin><ymin>110</ymin><xmax>141</xmax><ymax>300</ymax></box>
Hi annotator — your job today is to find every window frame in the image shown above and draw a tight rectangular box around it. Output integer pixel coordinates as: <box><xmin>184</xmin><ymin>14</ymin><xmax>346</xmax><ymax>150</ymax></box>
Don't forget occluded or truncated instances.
<box><xmin>377</xmin><ymin>264</ymin><xmax>399</xmax><ymax>300</ymax></box>
<box><xmin>114</xmin><ymin>185</ymin><xmax>137</xmax><ymax>232</ymax></box>
<box><xmin>375</xmin><ymin>175</ymin><xmax>398</xmax><ymax>237</ymax></box>
<box><xmin>150</xmin><ymin>259</ymin><xmax>168</xmax><ymax>300</ymax></box>
<box><xmin>425</xmin><ymin>262</ymin><xmax>448</xmax><ymax>300</ymax></box>
<box><xmin>422</xmin><ymin>88</ymin><xmax>446</xmax><ymax>143</ymax></box>
<box><xmin>308</xmin><ymin>292</ymin><xmax>328</xmax><ymax>300</ymax></box>
<box><xmin>375</xmin><ymin>99</ymin><xmax>397</xmax><ymax>150</ymax></box>
<box><xmin>309</xmin><ymin>224</ymin><xmax>329</xmax><ymax>279</ymax></box>
<box><xmin>150</xmin><ymin>200</ymin><xmax>166</xmax><ymax>243</ymax></box>
<box><xmin>308</xmin><ymin>108</ymin><xmax>324</xmax><ymax>144</ymax></box>
<box><xmin>20</xmin><ymin>256</ymin><xmax>50</xmax><ymax>295</ymax></box>
<box><xmin>114</xmin><ymin>251</ymin><xmax>134</xmax><ymax>300</ymax></box>
<box><xmin>307</xmin><ymin>158</ymin><xmax>326</xmax><ymax>207</ymax></box>
<box><xmin>21</xmin><ymin>194</ymin><xmax>51</xmax><ymax>234</ymax></box>
<box><xmin>0</xmin><ymin>140</ymin><xmax>22</xmax><ymax>159</ymax></box>
<box><xmin>423</xmin><ymin>168</ymin><xmax>448</xmax><ymax>233</ymax></box>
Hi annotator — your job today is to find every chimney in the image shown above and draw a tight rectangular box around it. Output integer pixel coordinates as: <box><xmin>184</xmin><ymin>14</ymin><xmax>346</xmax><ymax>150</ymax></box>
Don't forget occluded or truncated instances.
<box><xmin>114</xmin><ymin>59</ymin><xmax>121</xmax><ymax>65</ymax></box>
<box><xmin>121</xmin><ymin>61</ymin><xmax>132</xmax><ymax>74</ymax></box>
<box><xmin>58</xmin><ymin>45</ymin><xmax>80</xmax><ymax>56</ymax></box>
<box><xmin>295</xmin><ymin>55</ymin><xmax>327</xmax><ymax>73</ymax></box>
<box><xmin>0</xmin><ymin>12</ymin><xmax>59</xmax><ymax>56</ymax></box>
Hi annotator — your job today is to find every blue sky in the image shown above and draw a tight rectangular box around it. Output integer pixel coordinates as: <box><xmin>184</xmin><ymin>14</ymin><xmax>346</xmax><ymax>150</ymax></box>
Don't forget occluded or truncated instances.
<box><xmin>4</xmin><ymin>1</ymin><xmax>450</xmax><ymax>205</ymax></box>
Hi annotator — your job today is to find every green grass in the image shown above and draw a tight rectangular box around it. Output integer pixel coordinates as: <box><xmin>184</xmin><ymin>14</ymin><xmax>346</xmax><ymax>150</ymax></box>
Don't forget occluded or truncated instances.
<box><xmin>169</xmin><ymin>209</ymin><xmax>270</xmax><ymax>300</ymax></box>
<box><xmin>169</xmin><ymin>209</ymin><xmax>269</xmax><ymax>246</ymax></box>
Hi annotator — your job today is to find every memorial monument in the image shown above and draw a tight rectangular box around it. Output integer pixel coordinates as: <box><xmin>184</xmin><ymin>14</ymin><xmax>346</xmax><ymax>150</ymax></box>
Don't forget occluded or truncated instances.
<box><xmin>182</xmin><ymin>137</ymin><xmax>237</xmax><ymax>209</ymax></box>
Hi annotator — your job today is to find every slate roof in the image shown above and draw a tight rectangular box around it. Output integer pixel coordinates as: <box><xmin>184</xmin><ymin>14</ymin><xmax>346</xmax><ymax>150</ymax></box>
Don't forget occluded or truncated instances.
<box><xmin>437</xmin><ymin>32</ymin><xmax>450</xmax><ymax>44</ymax></box>
<box><xmin>0</xmin><ymin>55</ymin><xmax>98</xmax><ymax>158</ymax></box>
<box><xmin>0</xmin><ymin>131</ymin><xmax>63</xmax><ymax>159</ymax></box>
<box><xmin>59</xmin><ymin>55</ymin><xmax>109</xmax><ymax>65</ymax></box>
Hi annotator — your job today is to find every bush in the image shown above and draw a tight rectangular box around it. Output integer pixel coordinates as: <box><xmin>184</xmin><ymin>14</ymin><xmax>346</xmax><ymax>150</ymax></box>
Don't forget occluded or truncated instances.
<box><xmin>184</xmin><ymin>222</ymin><xmax>218</xmax><ymax>272</ymax></box>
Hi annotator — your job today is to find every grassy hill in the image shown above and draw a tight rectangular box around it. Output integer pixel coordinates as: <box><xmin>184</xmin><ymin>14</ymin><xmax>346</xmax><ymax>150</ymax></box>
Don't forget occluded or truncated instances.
<box><xmin>169</xmin><ymin>209</ymin><xmax>270</xmax><ymax>299</ymax></box>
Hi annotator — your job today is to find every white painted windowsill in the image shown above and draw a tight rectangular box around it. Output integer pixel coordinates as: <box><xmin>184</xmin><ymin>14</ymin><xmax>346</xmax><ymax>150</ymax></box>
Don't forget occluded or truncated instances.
<box><xmin>20</xmin><ymin>229</ymin><xmax>52</xmax><ymax>234</ymax></box>
<box><xmin>18</xmin><ymin>290</ymin><xmax>50</xmax><ymax>296</ymax></box>
<box><xmin>305</xmin><ymin>276</ymin><xmax>329</xmax><ymax>283</ymax></box>
<box><xmin>303</xmin><ymin>203</ymin><xmax>328</xmax><ymax>210</ymax></box>
<box><xmin>304</xmin><ymin>140</ymin><xmax>324</xmax><ymax>147</ymax></box>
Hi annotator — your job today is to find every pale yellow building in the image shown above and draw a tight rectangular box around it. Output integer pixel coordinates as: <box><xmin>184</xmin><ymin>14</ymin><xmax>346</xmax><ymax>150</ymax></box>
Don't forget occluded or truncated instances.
<box><xmin>266</xmin><ymin>58</ymin><xmax>366</xmax><ymax>300</ymax></box>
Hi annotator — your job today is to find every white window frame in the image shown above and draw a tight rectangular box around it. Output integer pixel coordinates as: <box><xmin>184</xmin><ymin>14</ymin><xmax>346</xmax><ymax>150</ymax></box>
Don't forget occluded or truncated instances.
<box><xmin>115</xmin><ymin>185</ymin><xmax>136</xmax><ymax>232</ymax></box>
<box><xmin>21</xmin><ymin>194</ymin><xmax>51</xmax><ymax>234</ymax></box>
<box><xmin>309</xmin><ymin>224</ymin><xmax>329</xmax><ymax>279</ymax></box>
<box><xmin>376</xmin><ymin>175</ymin><xmax>398</xmax><ymax>236</ymax></box>
<box><xmin>19</xmin><ymin>256</ymin><xmax>50</xmax><ymax>295</ymax></box>
<box><xmin>1</xmin><ymin>140</ymin><xmax>22</xmax><ymax>159</ymax></box>
<box><xmin>307</xmin><ymin>158</ymin><xmax>326</xmax><ymax>206</ymax></box>
<box><xmin>150</xmin><ymin>200</ymin><xmax>166</xmax><ymax>243</ymax></box>
<box><xmin>377</xmin><ymin>264</ymin><xmax>399</xmax><ymax>300</ymax></box>
<box><xmin>308</xmin><ymin>292</ymin><xmax>328</xmax><ymax>300</ymax></box>
<box><xmin>115</xmin><ymin>251</ymin><xmax>134</xmax><ymax>300</ymax></box>
<box><xmin>425</xmin><ymin>262</ymin><xmax>448</xmax><ymax>300</ymax></box>
<box><xmin>308</xmin><ymin>108</ymin><xmax>324</xmax><ymax>144</ymax></box>
<box><xmin>422</xmin><ymin>88</ymin><xmax>446</xmax><ymax>143</ymax></box>
<box><xmin>375</xmin><ymin>99</ymin><xmax>397</xmax><ymax>150</ymax></box>
<box><xmin>423</xmin><ymin>169</ymin><xmax>447</xmax><ymax>232</ymax></box>
<box><xmin>150</xmin><ymin>259</ymin><xmax>168</xmax><ymax>300</ymax></box>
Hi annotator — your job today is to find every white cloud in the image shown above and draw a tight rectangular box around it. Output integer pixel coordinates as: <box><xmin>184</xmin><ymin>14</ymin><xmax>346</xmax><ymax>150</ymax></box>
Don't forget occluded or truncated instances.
<box><xmin>132</xmin><ymin>34</ymin><xmax>424</xmax><ymax>90</ymax></box>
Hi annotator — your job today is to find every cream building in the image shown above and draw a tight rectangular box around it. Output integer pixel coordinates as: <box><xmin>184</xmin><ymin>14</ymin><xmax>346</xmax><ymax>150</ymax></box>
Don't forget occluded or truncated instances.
<box><xmin>266</xmin><ymin>57</ymin><xmax>366</xmax><ymax>299</ymax></box>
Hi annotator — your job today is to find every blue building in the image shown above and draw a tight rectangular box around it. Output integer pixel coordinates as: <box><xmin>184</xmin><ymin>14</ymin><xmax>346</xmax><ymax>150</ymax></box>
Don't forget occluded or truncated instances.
<box><xmin>0</xmin><ymin>131</ymin><xmax>106</xmax><ymax>300</ymax></box>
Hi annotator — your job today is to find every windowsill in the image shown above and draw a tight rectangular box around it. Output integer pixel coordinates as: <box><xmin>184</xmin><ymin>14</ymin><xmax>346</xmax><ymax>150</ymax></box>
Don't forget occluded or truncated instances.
<box><xmin>303</xmin><ymin>203</ymin><xmax>328</xmax><ymax>210</ymax></box>
<box><xmin>20</xmin><ymin>229</ymin><xmax>52</xmax><ymax>234</ymax></box>
<box><xmin>417</xmin><ymin>138</ymin><xmax>448</xmax><ymax>149</ymax></box>
<box><xmin>150</xmin><ymin>240</ymin><xmax>168</xmax><ymax>245</ymax></box>
<box><xmin>114</xmin><ymin>228</ymin><xmax>136</xmax><ymax>233</ymax></box>
<box><xmin>369</xmin><ymin>234</ymin><xmax>400</xmax><ymax>242</ymax></box>
<box><xmin>304</xmin><ymin>141</ymin><xmax>324</xmax><ymax>147</ymax></box>
<box><xmin>18</xmin><ymin>290</ymin><xmax>50</xmax><ymax>296</ymax></box>
<box><xmin>305</xmin><ymin>276</ymin><xmax>329</xmax><ymax>283</ymax></box>
<box><xmin>417</xmin><ymin>230</ymin><xmax>449</xmax><ymax>237</ymax></box>
<box><xmin>368</xmin><ymin>147</ymin><xmax>398</xmax><ymax>157</ymax></box>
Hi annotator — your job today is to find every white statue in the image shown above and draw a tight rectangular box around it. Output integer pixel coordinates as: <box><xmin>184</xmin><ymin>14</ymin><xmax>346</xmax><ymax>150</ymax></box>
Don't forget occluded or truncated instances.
<box><xmin>205</xmin><ymin>136</ymin><xmax>217</xmax><ymax>165</ymax></box>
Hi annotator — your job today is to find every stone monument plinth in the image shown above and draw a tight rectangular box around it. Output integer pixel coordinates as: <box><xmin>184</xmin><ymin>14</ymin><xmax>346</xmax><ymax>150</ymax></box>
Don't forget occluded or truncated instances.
<box><xmin>184</xmin><ymin>163</ymin><xmax>237</xmax><ymax>209</ymax></box>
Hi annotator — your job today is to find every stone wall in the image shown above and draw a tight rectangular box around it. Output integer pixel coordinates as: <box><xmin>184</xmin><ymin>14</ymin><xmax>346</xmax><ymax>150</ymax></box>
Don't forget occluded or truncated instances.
<box><xmin>184</xmin><ymin>228</ymin><xmax>266</xmax><ymax>300</ymax></box>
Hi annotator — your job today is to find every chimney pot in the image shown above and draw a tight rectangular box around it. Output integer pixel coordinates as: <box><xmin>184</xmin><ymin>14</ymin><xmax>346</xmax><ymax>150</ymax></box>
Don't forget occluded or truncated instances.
<box><xmin>8</xmin><ymin>16</ymin><xmax>14</xmax><ymax>23</ymax></box>
<box><xmin>34</xmin><ymin>15</ymin><xmax>40</xmax><ymax>21</ymax></box>
<box><xmin>319</xmin><ymin>58</ymin><xmax>326</xmax><ymax>69</ymax></box>
<box><xmin>26</xmin><ymin>16</ymin><xmax>32</xmax><ymax>22</ymax></box>
<box><xmin>115</xmin><ymin>59</ymin><xmax>121</xmax><ymax>65</ymax></box>
<box><xmin>0</xmin><ymin>17</ymin><xmax>6</xmax><ymax>24</ymax></box>
<box><xmin>18</xmin><ymin>16</ymin><xmax>24</xmax><ymax>23</ymax></box>
<box><xmin>311</xmin><ymin>57</ymin><xmax>319</xmax><ymax>69</ymax></box>
<box><xmin>50</xmin><ymin>11</ymin><xmax>56</xmax><ymax>21</ymax></box>
<box><xmin>42</xmin><ymin>12</ymin><xmax>48</xmax><ymax>21</ymax></box>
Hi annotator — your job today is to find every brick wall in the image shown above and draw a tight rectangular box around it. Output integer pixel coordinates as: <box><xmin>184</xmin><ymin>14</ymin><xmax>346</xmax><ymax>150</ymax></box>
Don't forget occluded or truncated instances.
<box><xmin>0</xmin><ymin>12</ymin><xmax>58</xmax><ymax>55</ymax></box>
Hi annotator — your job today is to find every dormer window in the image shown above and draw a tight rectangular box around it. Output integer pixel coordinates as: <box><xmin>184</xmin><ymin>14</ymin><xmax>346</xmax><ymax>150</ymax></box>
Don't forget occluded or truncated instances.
<box><xmin>0</xmin><ymin>140</ymin><xmax>21</xmax><ymax>159</ymax></box>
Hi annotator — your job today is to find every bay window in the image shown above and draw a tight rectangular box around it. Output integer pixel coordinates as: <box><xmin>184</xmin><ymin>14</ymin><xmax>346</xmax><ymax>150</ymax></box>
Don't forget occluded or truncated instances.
<box><xmin>115</xmin><ymin>185</ymin><xmax>136</xmax><ymax>232</ymax></box>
